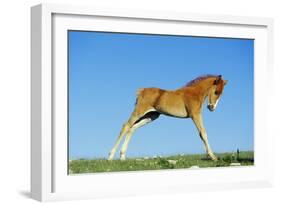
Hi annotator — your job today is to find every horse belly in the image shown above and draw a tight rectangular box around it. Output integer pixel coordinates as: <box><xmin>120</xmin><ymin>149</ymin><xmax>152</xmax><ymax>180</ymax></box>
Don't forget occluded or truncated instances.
<box><xmin>156</xmin><ymin>93</ymin><xmax>188</xmax><ymax>118</ymax></box>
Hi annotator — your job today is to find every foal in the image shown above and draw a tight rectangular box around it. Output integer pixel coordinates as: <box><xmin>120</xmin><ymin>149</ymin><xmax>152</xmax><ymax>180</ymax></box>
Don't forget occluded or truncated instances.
<box><xmin>108</xmin><ymin>75</ymin><xmax>227</xmax><ymax>161</ymax></box>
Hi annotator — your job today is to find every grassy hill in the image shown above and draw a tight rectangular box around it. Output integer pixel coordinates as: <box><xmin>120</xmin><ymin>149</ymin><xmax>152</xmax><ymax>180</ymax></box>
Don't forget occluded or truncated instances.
<box><xmin>69</xmin><ymin>151</ymin><xmax>254</xmax><ymax>174</ymax></box>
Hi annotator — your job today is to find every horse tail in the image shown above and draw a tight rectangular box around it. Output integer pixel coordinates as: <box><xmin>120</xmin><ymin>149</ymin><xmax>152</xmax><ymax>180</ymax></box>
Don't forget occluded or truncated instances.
<box><xmin>136</xmin><ymin>88</ymin><xmax>144</xmax><ymax>96</ymax></box>
<box><xmin>135</xmin><ymin>88</ymin><xmax>144</xmax><ymax>105</ymax></box>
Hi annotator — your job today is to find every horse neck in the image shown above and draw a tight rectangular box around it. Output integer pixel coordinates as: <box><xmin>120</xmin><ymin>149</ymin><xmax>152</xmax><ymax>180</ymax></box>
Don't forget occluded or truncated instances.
<box><xmin>187</xmin><ymin>77</ymin><xmax>215</xmax><ymax>99</ymax></box>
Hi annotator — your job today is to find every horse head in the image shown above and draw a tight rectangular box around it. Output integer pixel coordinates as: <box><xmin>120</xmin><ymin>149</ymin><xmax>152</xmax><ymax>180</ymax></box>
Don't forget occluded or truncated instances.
<box><xmin>207</xmin><ymin>75</ymin><xmax>228</xmax><ymax>111</ymax></box>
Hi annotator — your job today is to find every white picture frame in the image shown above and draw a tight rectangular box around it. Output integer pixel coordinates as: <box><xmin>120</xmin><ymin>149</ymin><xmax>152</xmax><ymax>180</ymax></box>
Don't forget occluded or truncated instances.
<box><xmin>31</xmin><ymin>3</ymin><xmax>274</xmax><ymax>202</ymax></box>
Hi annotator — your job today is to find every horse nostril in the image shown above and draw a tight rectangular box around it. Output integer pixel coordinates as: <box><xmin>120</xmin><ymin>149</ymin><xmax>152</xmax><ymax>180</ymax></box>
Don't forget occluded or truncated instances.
<box><xmin>207</xmin><ymin>105</ymin><xmax>214</xmax><ymax>111</ymax></box>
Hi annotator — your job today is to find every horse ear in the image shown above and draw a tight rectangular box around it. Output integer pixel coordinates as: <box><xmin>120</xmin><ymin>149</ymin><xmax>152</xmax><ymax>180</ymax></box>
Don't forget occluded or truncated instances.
<box><xmin>224</xmin><ymin>80</ymin><xmax>228</xmax><ymax>85</ymax></box>
<box><xmin>214</xmin><ymin>75</ymin><xmax>222</xmax><ymax>85</ymax></box>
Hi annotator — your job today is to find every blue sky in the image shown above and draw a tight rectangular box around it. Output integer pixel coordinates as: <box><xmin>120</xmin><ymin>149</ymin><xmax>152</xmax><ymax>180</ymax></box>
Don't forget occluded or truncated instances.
<box><xmin>68</xmin><ymin>31</ymin><xmax>254</xmax><ymax>159</ymax></box>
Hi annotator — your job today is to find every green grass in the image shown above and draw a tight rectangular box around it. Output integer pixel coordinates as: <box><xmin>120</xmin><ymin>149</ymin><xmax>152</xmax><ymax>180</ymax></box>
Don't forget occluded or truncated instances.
<box><xmin>69</xmin><ymin>151</ymin><xmax>254</xmax><ymax>174</ymax></box>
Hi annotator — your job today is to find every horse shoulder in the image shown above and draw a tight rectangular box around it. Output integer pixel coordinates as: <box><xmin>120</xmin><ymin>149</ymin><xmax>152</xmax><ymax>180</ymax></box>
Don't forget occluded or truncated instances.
<box><xmin>182</xmin><ymin>88</ymin><xmax>204</xmax><ymax>114</ymax></box>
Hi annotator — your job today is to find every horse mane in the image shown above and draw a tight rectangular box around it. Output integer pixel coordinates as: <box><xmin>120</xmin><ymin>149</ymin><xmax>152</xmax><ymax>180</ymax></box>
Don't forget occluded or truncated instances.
<box><xmin>184</xmin><ymin>74</ymin><xmax>219</xmax><ymax>87</ymax></box>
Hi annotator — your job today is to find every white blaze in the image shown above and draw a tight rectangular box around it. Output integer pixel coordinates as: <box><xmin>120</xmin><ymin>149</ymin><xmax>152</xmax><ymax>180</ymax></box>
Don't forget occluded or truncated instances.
<box><xmin>213</xmin><ymin>96</ymin><xmax>221</xmax><ymax>109</ymax></box>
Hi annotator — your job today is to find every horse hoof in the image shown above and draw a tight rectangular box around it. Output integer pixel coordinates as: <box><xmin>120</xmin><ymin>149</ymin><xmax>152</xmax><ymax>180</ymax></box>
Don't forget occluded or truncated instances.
<box><xmin>120</xmin><ymin>155</ymin><xmax>126</xmax><ymax>161</ymax></box>
<box><xmin>212</xmin><ymin>157</ymin><xmax>218</xmax><ymax>161</ymax></box>
<box><xmin>108</xmin><ymin>153</ymin><xmax>114</xmax><ymax>161</ymax></box>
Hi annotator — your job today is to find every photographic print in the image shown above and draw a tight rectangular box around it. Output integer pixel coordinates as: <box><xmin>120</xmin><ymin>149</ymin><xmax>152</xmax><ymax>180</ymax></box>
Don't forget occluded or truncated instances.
<box><xmin>68</xmin><ymin>31</ymin><xmax>254</xmax><ymax>174</ymax></box>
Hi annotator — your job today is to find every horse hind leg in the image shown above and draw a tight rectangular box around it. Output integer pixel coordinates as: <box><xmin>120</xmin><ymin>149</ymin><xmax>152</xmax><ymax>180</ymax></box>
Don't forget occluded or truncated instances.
<box><xmin>108</xmin><ymin>122</ymin><xmax>131</xmax><ymax>160</ymax></box>
<box><xmin>120</xmin><ymin>111</ymin><xmax>160</xmax><ymax>160</ymax></box>
<box><xmin>108</xmin><ymin>105</ymin><xmax>147</xmax><ymax>160</ymax></box>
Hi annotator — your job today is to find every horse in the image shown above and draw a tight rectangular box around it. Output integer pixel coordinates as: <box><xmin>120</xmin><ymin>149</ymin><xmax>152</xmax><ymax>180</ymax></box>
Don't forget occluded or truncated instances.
<box><xmin>108</xmin><ymin>74</ymin><xmax>228</xmax><ymax>161</ymax></box>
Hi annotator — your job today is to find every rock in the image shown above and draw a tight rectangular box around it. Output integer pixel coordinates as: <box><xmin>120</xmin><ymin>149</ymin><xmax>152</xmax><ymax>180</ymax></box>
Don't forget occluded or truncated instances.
<box><xmin>167</xmin><ymin>160</ymin><xmax>177</xmax><ymax>165</ymax></box>
<box><xmin>190</xmin><ymin>165</ymin><xmax>200</xmax><ymax>169</ymax></box>
<box><xmin>230</xmin><ymin>163</ymin><xmax>241</xmax><ymax>166</ymax></box>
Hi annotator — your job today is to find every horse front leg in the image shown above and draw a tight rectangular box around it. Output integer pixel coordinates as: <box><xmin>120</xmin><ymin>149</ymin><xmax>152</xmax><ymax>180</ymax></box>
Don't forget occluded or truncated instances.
<box><xmin>192</xmin><ymin>114</ymin><xmax>218</xmax><ymax>161</ymax></box>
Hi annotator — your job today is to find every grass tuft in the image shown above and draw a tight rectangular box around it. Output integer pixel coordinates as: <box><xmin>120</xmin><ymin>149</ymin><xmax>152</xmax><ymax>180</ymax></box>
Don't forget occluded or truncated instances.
<box><xmin>69</xmin><ymin>151</ymin><xmax>254</xmax><ymax>174</ymax></box>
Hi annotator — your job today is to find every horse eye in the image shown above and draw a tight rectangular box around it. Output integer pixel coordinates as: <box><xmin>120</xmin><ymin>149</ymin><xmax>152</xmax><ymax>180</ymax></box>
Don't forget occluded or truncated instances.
<box><xmin>215</xmin><ymin>91</ymin><xmax>219</xmax><ymax>95</ymax></box>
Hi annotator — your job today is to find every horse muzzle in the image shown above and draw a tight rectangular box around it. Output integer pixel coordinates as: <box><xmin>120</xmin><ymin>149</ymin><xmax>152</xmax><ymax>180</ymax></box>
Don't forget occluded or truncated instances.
<box><xmin>207</xmin><ymin>104</ymin><xmax>215</xmax><ymax>111</ymax></box>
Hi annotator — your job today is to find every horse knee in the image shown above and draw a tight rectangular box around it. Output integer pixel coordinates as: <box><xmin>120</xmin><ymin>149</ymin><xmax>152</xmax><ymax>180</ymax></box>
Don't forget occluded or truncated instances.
<box><xmin>199</xmin><ymin>131</ymin><xmax>207</xmax><ymax>139</ymax></box>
